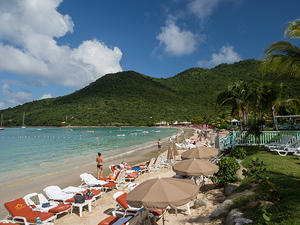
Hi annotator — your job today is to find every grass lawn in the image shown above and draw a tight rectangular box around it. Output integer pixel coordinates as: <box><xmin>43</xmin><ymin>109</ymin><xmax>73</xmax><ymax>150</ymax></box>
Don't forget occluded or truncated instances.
<box><xmin>237</xmin><ymin>147</ymin><xmax>300</xmax><ymax>224</ymax></box>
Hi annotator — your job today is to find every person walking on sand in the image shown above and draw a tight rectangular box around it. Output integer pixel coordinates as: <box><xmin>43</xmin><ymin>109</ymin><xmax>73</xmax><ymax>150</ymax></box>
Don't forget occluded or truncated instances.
<box><xmin>157</xmin><ymin>139</ymin><xmax>162</xmax><ymax>154</ymax></box>
<box><xmin>96</xmin><ymin>152</ymin><xmax>103</xmax><ymax>178</ymax></box>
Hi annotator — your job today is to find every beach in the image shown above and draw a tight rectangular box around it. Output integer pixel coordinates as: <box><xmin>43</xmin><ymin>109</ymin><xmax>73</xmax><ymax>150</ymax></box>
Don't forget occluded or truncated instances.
<box><xmin>53</xmin><ymin>127</ymin><xmax>224</xmax><ymax>225</ymax></box>
<box><xmin>0</xmin><ymin>127</ymin><xmax>191</xmax><ymax>218</ymax></box>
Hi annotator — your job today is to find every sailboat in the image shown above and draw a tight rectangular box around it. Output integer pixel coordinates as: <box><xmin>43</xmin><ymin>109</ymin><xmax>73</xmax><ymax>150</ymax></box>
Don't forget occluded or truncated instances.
<box><xmin>21</xmin><ymin>112</ymin><xmax>26</xmax><ymax>128</ymax></box>
<box><xmin>0</xmin><ymin>114</ymin><xmax>4</xmax><ymax>130</ymax></box>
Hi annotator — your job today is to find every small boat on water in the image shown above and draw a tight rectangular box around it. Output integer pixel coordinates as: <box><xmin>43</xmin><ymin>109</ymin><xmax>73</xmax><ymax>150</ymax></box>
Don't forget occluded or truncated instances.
<box><xmin>117</xmin><ymin>134</ymin><xmax>126</xmax><ymax>137</ymax></box>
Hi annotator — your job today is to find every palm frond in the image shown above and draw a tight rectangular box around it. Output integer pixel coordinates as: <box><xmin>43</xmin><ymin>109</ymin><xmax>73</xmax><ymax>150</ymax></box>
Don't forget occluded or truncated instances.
<box><xmin>261</xmin><ymin>41</ymin><xmax>300</xmax><ymax>78</ymax></box>
<box><xmin>285</xmin><ymin>19</ymin><xmax>300</xmax><ymax>39</ymax></box>
<box><xmin>264</xmin><ymin>41</ymin><xmax>300</xmax><ymax>56</ymax></box>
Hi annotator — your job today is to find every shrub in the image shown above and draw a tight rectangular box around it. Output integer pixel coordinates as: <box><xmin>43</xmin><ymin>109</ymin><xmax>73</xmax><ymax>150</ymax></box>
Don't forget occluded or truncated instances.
<box><xmin>214</xmin><ymin>156</ymin><xmax>240</xmax><ymax>187</ymax></box>
<box><xmin>242</xmin><ymin>157</ymin><xmax>267</xmax><ymax>182</ymax></box>
<box><xmin>246</xmin><ymin>118</ymin><xmax>264</xmax><ymax>138</ymax></box>
<box><xmin>230</xmin><ymin>147</ymin><xmax>246</xmax><ymax>159</ymax></box>
<box><xmin>243</xmin><ymin>157</ymin><xmax>280</xmax><ymax>202</ymax></box>
<box><xmin>256</xmin><ymin>177</ymin><xmax>280</xmax><ymax>202</ymax></box>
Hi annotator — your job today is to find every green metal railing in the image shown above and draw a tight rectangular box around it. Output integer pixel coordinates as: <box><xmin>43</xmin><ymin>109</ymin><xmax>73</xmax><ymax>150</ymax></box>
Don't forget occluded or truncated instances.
<box><xmin>220</xmin><ymin>130</ymin><xmax>300</xmax><ymax>150</ymax></box>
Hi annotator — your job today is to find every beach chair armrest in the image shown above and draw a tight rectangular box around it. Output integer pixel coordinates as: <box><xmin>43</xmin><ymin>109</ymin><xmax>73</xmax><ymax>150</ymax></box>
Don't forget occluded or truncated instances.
<box><xmin>12</xmin><ymin>216</ymin><xmax>28</xmax><ymax>224</ymax></box>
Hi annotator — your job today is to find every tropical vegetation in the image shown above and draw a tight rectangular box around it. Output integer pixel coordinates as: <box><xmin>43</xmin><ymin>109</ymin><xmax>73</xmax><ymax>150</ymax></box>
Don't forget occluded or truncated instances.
<box><xmin>262</xmin><ymin>18</ymin><xmax>300</xmax><ymax>78</ymax></box>
<box><xmin>232</xmin><ymin>146</ymin><xmax>300</xmax><ymax>224</ymax></box>
<box><xmin>216</xmin><ymin>18</ymin><xmax>300</xmax><ymax>131</ymax></box>
<box><xmin>0</xmin><ymin>58</ymin><xmax>298</xmax><ymax>127</ymax></box>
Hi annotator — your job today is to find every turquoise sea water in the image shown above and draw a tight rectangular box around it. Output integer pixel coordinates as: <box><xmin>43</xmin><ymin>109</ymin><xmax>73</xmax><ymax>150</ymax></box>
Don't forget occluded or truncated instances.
<box><xmin>0</xmin><ymin>127</ymin><xmax>178</xmax><ymax>183</ymax></box>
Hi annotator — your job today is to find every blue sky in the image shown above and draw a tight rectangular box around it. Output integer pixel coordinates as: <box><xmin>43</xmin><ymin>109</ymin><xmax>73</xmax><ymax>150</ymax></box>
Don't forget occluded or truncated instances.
<box><xmin>0</xmin><ymin>0</ymin><xmax>299</xmax><ymax>110</ymax></box>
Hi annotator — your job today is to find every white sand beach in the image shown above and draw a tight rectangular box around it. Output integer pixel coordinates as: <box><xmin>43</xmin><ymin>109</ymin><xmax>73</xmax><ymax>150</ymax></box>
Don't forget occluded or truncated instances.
<box><xmin>54</xmin><ymin>128</ymin><xmax>225</xmax><ymax>225</ymax></box>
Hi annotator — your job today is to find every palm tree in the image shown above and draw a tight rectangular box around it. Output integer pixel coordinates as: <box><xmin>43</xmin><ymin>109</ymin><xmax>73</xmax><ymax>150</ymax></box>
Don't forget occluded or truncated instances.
<box><xmin>275</xmin><ymin>98</ymin><xmax>300</xmax><ymax>115</ymax></box>
<box><xmin>216</xmin><ymin>81</ymin><xmax>250</xmax><ymax>130</ymax></box>
<box><xmin>262</xmin><ymin>18</ymin><xmax>300</xmax><ymax>78</ymax></box>
<box><xmin>248</xmin><ymin>81</ymin><xmax>280</xmax><ymax>124</ymax></box>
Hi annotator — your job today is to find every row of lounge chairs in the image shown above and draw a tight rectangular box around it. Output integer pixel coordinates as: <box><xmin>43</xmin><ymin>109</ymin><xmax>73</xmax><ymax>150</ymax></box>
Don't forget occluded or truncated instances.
<box><xmin>3</xmin><ymin>184</ymin><xmax>103</xmax><ymax>224</ymax></box>
<box><xmin>2</xmin><ymin>156</ymin><xmax>167</xmax><ymax>225</ymax></box>
<box><xmin>265</xmin><ymin>135</ymin><xmax>300</xmax><ymax>157</ymax></box>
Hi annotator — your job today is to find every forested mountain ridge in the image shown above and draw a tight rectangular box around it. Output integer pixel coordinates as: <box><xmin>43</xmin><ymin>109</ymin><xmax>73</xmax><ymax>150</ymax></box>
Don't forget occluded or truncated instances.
<box><xmin>1</xmin><ymin>59</ymin><xmax>299</xmax><ymax>126</ymax></box>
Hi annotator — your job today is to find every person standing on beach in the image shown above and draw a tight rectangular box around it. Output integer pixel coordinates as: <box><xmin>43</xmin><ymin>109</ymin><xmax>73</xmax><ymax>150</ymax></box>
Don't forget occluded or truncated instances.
<box><xmin>157</xmin><ymin>139</ymin><xmax>162</xmax><ymax>154</ymax></box>
<box><xmin>96</xmin><ymin>152</ymin><xmax>103</xmax><ymax>178</ymax></box>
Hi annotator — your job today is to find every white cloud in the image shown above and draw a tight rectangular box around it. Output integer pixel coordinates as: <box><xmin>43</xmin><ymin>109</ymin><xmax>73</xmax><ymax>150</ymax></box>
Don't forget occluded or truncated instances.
<box><xmin>0</xmin><ymin>101</ymin><xmax>5</xmax><ymax>110</ymax></box>
<box><xmin>187</xmin><ymin>0</ymin><xmax>244</xmax><ymax>22</ymax></box>
<box><xmin>2</xmin><ymin>83</ymin><xmax>33</xmax><ymax>107</ymax></box>
<box><xmin>197</xmin><ymin>45</ymin><xmax>241</xmax><ymax>67</ymax></box>
<box><xmin>0</xmin><ymin>0</ymin><xmax>122</xmax><ymax>88</ymax></box>
<box><xmin>187</xmin><ymin>0</ymin><xmax>220</xmax><ymax>21</ymax></box>
<box><xmin>40</xmin><ymin>93</ymin><xmax>52</xmax><ymax>99</ymax></box>
<box><xmin>156</xmin><ymin>18</ymin><xmax>197</xmax><ymax>56</ymax></box>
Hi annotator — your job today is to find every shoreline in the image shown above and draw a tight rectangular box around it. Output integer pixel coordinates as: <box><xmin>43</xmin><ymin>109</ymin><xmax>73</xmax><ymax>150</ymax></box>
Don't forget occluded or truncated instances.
<box><xmin>0</xmin><ymin>127</ymin><xmax>180</xmax><ymax>184</ymax></box>
<box><xmin>1</xmin><ymin>125</ymin><xmax>180</xmax><ymax>128</ymax></box>
<box><xmin>0</xmin><ymin>127</ymin><xmax>193</xmax><ymax>218</ymax></box>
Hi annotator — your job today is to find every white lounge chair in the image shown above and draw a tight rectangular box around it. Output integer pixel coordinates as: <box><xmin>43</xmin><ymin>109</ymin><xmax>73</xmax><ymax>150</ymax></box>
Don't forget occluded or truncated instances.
<box><xmin>23</xmin><ymin>193</ymin><xmax>71</xmax><ymax>216</ymax></box>
<box><xmin>4</xmin><ymin>198</ymin><xmax>56</xmax><ymax>225</ymax></box>
<box><xmin>266</xmin><ymin>135</ymin><xmax>293</xmax><ymax>150</ymax></box>
<box><xmin>139</xmin><ymin>158</ymin><xmax>155</xmax><ymax>173</ymax></box>
<box><xmin>62</xmin><ymin>186</ymin><xmax>102</xmax><ymax>199</ymax></box>
<box><xmin>80</xmin><ymin>173</ymin><xmax>119</xmax><ymax>190</ymax></box>
<box><xmin>43</xmin><ymin>186</ymin><xmax>75</xmax><ymax>203</ymax></box>
<box><xmin>43</xmin><ymin>185</ymin><xmax>92</xmax><ymax>217</ymax></box>
<box><xmin>112</xmin><ymin>191</ymin><xmax>142</xmax><ymax>217</ymax></box>
<box><xmin>112</xmin><ymin>192</ymin><xmax>166</xmax><ymax>220</ymax></box>
<box><xmin>62</xmin><ymin>186</ymin><xmax>103</xmax><ymax>206</ymax></box>
<box><xmin>146</xmin><ymin>157</ymin><xmax>156</xmax><ymax>172</ymax></box>
<box><xmin>271</xmin><ymin>140</ymin><xmax>300</xmax><ymax>156</ymax></box>
<box><xmin>294</xmin><ymin>149</ymin><xmax>300</xmax><ymax>159</ymax></box>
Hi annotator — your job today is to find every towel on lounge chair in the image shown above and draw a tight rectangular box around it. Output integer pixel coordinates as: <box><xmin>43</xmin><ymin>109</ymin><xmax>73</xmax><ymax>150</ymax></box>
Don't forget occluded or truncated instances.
<box><xmin>62</xmin><ymin>186</ymin><xmax>86</xmax><ymax>194</ymax></box>
<box><xmin>44</xmin><ymin>186</ymin><xmax>75</xmax><ymax>202</ymax></box>
<box><xmin>62</xmin><ymin>186</ymin><xmax>102</xmax><ymax>199</ymax></box>
<box><xmin>80</xmin><ymin>173</ymin><xmax>109</xmax><ymax>186</ymax></box>
<box><xmin>132</xmin><ymin>166</ymin><xmax>141</xmax><ymax>171</ymax></box>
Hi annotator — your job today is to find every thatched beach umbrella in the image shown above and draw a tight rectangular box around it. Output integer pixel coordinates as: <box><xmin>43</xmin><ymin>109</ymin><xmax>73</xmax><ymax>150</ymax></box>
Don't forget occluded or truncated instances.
<box><xmin>167</xmin><ymin>143</ymin><xmax>173</xmax><ymax>160</ymax></box>
<box><xmin>181</xmin><ymin>147</ymin><xmax>218</xmax><ymax>160</ymax></box>
<box><xmin>127</xmin><ymin>177</ymin><xmax>198</xmax><ymax>221</ymax></box>
<box><xmin>173</xmin><ymin>141</ymin><xmax>179</xmax><ymax>156</ymax></box>
<box><xmin>127</xmin><ymin>177</ymin><xmax>198</xmax><ymax>224</ymax></box>
<box><xmin>173</xmin><ymin>158</ymin><xmax>219</xmax><ymax>177</ymax></box>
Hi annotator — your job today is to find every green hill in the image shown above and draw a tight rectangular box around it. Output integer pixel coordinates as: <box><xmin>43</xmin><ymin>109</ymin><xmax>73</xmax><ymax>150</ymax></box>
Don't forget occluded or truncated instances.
<box><xmin>1</xmin><ymin>59</ymin><xmax>299</xmax><ymax>126</ymax></box>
